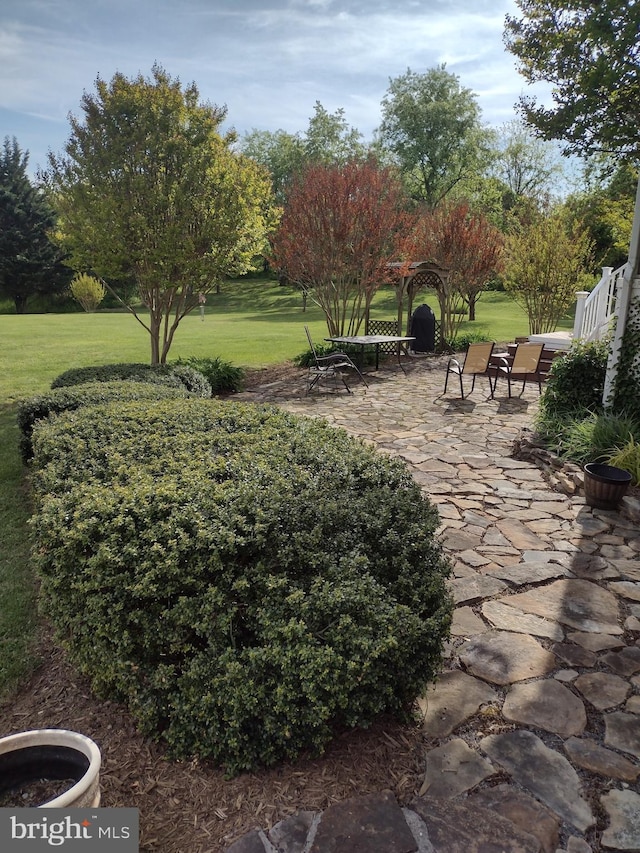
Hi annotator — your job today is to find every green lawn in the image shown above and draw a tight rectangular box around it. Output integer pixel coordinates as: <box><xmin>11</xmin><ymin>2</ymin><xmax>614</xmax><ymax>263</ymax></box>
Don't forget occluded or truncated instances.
<box><xmin>0</xmin><ymin>279</ymin><xmax>571</xmax><ymax>403</ymax></box>
<box><xmin>0</xmin><ymin>277</ymin><xmax>573</xmax><ymax>699</ymax></box>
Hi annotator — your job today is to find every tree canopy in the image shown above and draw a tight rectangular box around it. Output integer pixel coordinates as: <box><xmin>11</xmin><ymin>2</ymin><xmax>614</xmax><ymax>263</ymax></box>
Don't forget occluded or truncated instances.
<box><xmin>504</xmin><ymin>211</ymin><xmax>593</xmax><ymax>335</ymax></box>
<box><xmin>241</xmin><ymin>101</ymin><xmax>368</xmax><ymax>205</ymax></box>
<box><xmin>492</xmin><ymin>120</ymin><xmax>564</xmax><ymax>203</ymax></box>
<box><xmin>378</xmin><ymin>65</ymin><xmax>493</xmax><ymax>206</ymax></box>
<box><xmin>47</xmin><ymin>65</ymin><xmax>277</xmax><ymax>363</ymax></box>
<box><xmin>504</xmin><ymin>0</ymin><xmax>640</xmax><ymax>159</ymax></box>
<box><xmin>0</xmin><ymin>137</ymin><xmax>70</xmax><ymax>313</ymax></box>
<box><xmin>271</xmin><ymin>159</ymin><xmax>409</xmax><ymax>336</ymax></box>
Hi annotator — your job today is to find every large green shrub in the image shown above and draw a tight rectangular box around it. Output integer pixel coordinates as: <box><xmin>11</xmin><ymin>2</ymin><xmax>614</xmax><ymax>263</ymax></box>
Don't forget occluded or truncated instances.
<box><xmin>538</xmin><ymin>339</ymin><xmax>609</xmax><ymax>418</ymax></box>
<box><xmin>50</xmin><ymin>362</ymin><xmax>212</xmax><ymax>397</ymax></box>
<box><xmin>16</xmin><ymin>381</ymin><xmax>191</xmax><ymax>461</ymax></box>
<box><xmin>174</xmin><ymin>355</ymin><xmax>245</xmax><ymax>395</ymax></box>
<box><xmin>534</xmin><ymin>339</ymin><xmax>610</xmax><ymax>450</ymax></box>
<box><xmin>30</xmin><ymin>399</ymin><xmax>452</xmax><ymax>774</ymax></box>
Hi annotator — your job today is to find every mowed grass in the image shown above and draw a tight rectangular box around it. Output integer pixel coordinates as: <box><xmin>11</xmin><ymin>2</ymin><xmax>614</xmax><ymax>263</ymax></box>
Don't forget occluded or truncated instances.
<box><xmin>0</xmin><ymin>277</ymin><xmax>572</xmax><ymax>698</ymax></box>
<box><xmin>0</xmin><ymin>278</ymin><xmax>569</xmax><ymax>402</ymax></box>
<box><xmin>0</xmin><ymin>405</ymin><xmax>39</xmax><ymax>697</ymax></box>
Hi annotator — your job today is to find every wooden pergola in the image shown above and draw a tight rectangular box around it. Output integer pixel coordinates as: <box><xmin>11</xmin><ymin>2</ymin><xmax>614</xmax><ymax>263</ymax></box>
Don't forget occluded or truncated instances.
<box><xmin>385</xmin><ymin>261</ymin><xmax>450</xmax><ymax>336</ymax></box>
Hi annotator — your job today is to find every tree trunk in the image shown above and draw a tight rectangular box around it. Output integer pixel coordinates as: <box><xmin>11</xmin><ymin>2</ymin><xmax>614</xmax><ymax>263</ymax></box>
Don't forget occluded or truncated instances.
<box><xmin>468</xmin><ymin>298</ymin><xmax>477</xmax><ymax>321</ymax></box>
<box><xmin>14</xmin><ymin>295</ymin><xmax>28</xmax><ymax>314</ymax></box>
<box><xmin>149</xmin><ymin>313</ymin><xmax>161</xmax><ymax>365</ymax></box>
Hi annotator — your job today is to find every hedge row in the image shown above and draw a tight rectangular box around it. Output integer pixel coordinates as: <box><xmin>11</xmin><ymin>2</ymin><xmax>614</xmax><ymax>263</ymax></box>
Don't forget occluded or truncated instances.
<box><xmin>51</xmin><ymin>362</ymin><xmax>212</xmax><ymax>398</ymax></box>
<box><xmin>30</xmin><ymin>397</ymin><xmax>453</xmax><ymax>774</ymax></box>
<box><xmin>16</xmin><ymin>381</ymin><xmax>192</xmax><ymax>461</ymax></box>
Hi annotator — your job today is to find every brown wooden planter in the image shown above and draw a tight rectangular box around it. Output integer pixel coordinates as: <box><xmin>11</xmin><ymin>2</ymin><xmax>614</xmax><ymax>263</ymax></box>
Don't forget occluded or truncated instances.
<box><xmin>583</xmin><ymin>463</ymin><xmax>632</xmax><ymax>510</ymax></box>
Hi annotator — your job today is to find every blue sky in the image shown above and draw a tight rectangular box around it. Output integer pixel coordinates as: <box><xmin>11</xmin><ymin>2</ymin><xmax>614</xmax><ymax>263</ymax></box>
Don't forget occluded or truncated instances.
<box><xmin>1</xmin><ymin>0</ymin><xmax>550</xmax><ymax>176</ymax></box>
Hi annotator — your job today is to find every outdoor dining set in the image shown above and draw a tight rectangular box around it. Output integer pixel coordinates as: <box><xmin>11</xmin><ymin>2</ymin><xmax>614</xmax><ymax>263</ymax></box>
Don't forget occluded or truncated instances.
<box><xmin>304</xmin><ymin>325</ymin><xmax>557</xmax><ymax>399</ymax></box>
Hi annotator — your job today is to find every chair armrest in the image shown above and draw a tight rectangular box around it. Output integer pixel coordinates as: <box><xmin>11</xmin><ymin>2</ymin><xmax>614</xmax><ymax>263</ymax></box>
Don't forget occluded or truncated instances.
<box><xmin>317</xmin><ymin>352</ymin><xmax>355</xmax><ymax>366</ymax></box>
<box><xmin>493</xmin><ymin>356</ymin><xmax>511</xmax><ymax>370</ymax></box>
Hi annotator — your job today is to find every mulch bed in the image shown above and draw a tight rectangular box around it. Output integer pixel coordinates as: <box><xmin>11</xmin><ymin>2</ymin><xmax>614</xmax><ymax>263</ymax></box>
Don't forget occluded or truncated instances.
<box><xmin>0</xmin><ymin>630</ymin><xmax>426</xmax><ymax>851</ymax></box>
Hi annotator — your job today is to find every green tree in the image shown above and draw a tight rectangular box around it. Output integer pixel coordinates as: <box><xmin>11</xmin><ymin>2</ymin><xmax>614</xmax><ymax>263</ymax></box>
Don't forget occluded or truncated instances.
<box><xmin>241</xmin><ymin>101</ymin><xmax>368</xmax><ymax>206</ymax></box>
<box><xmin>504</xmin><ymin>0</ymin><xmax>640</xmax><ymax>159</ymax></box>
<box><xmin>377</xmin><ymin>65</ymin><xmax>493</xmax><ymax>206</ymax></box>
<box><xmin>566</xmin><ymin>161</ymin><xmax>638</xmax><ymax>269</ymax></box>
<box><xmin>240</xmin><ymin>128</ymin><xmax>305</xmax><ymax>206</ymax></box>
<box><xmin>303</xmin><ymin>101</ymin><xmax>367</xmax><ymax>165</ymax></box>
<box><xmin>46</xmin><ymin>65</ymin><xmax>277</xmax><ymax>363</ymax></box>
<box><xmin>492</xmin><ymin>120</ymin><xmax>564</xmax><ymax>203</ymax></box>
<box><xmin>504</xmin><ymin>210</ymin><xmax>593</xmax><ymax>335</ymax></box>
<box><xmin>0</xmin><ymin>137</ymin><xmax>70</xmax><ymax>314</ymax></box>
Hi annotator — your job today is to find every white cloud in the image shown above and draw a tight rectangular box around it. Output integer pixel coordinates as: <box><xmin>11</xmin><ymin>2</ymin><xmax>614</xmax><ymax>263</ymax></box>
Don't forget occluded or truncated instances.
<box><xmin>0</xmin><ymin>0</ymin><xmax>545</xmax><ymax>174</ymax></box>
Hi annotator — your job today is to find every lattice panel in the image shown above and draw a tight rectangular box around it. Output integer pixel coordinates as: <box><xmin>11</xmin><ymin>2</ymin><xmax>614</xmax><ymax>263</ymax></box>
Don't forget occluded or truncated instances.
<box><xmin>366</xmin><ymin>319</ymin><xmax>400</xmax><ymax>353</ymax></box>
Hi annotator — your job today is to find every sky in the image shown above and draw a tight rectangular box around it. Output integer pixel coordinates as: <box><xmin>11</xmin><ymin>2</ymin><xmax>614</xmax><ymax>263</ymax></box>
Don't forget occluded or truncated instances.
<box><xmin>0</xmin><ymin>0</ymin><xmax>553</xmax><ymax>177</ymax></box>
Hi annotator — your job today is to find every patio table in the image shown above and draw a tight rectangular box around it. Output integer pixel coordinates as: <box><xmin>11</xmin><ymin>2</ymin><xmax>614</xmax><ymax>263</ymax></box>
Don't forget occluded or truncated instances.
<box><xmin>325</xmin><ymin>335</ymin><xmax>416</xmax><ymax>373</ymax></box>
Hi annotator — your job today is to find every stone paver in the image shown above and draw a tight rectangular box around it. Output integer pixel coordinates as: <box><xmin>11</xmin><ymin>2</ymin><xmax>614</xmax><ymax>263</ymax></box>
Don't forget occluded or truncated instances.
<box><xmin>564</xmin><ymin>736</ymin><xmax>640</xmax><ymax>782</ymax></box>
<box><xmin>419</xmin><ymin>738</ymin><xmax>494</xmax><ymax>799</ymax></box>
<box><xmin>574</xmin><ymin>671</ymin><xmax>631</xmax><ymax>710</ymax></box>
<box><xmin>480</xmin><ymin>731</ymin><xmax>595</xmax><ymax>833</ymax></box>
<box><xmin>600</xmin><ymin>789</ymin><xmax>640</xmax><ymax>851</ymax></box>
<box><xmin>481</xmin><ymin>599</ymin><xmax>564</xmax><ymax>640</ymax></box>
<box><xmin>223</xmin><ymin>360</ymin><xmax>640</xmax><ymax>853</ymax></box>
<box><xmin>411</xmin><ymin>797</ymin><xmax>541</xmax><ymax>852</ymax></box>
<box><xmin>468</xmin><ymin>784</ymin><xmax>561</xmax><ymax>853</ymax></box>
<box><xmin>501</xmin><ymin>579</ymin><xmax>622</xmax><ymax>635</ymax></box>
<box><xmin>418</xmin><ymin>670</ymin><xmax>496</xmax><ymax>737</ymax></box>
<box><xmin>459</xmin><ymin>631</ymin><xmax>556</xmax><ymax>685</ymax></box>
<box><xmin>604</xmin><ymin>712</ymin><xmax>640</xmax><ymax>759</ymax></box>
<box><xmin>502</xmin><ymin>679</ymin><xmax>586</xmax><ymax>737</ymax></box>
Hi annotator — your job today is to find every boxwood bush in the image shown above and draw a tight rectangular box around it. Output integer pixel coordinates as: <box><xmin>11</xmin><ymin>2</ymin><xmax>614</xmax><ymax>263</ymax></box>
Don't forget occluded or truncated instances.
<box><xmin>50</xmin><ymin>362</ymin><xmax>212</xmax><ymax>397</ymax></box>
<box><xmin>30</xmin><ymin>399</ymin><xmax>452</xmax><ymax>774</ymax></box>
<box><xmin>537</xmin><ymin>339</ymin><xmax>609</xmax><ymax>420</ymax></box>
<box><xmin>17</xmin><ymin>381</ymin><xmax>192</xmax><ymax>462</ymax></box>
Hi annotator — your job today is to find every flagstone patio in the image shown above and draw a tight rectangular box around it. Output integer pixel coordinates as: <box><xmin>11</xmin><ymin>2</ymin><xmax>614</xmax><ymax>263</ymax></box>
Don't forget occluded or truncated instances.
<box><xmin>226</xmin><ymin>356</ymin><xmax>640</xmax><ymax>853</ymax></box>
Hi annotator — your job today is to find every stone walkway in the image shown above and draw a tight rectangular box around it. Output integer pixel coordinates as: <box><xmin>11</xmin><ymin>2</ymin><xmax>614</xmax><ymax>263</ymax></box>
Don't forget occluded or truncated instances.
<box><xmin>224</xmin><ymin>357</ymin><xmax>640</xmax><ymax>853</ymax></box>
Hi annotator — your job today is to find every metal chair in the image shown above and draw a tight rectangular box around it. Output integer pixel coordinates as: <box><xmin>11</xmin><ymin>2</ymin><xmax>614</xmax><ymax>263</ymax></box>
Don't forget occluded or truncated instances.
<box><xmin>304</xmin><ymin>326</ymin><xmax>368</xmax><ymax>394</ymax></box>
<box><xmin>490</xmin><ymin>342</ymin><xmax>545</xmax><ymax>398</ymax></box>
<box><xmin>443</xmin><ymin>341</ymin><xmax>495</xmax><ymax>399</ymax></box>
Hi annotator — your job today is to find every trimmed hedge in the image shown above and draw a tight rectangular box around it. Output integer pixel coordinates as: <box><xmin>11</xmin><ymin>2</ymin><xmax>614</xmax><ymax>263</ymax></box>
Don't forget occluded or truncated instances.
<box><xmin>16</xmin><ymin>381</ymin><xmax>192</xmax><ymax>462</ymax></box>
<box><xmin>50</xmin><ymin>362</ymin><xmax>212</xmax><ymax>398</ymax></box>
<box><xmin>30</xmin><ymin>398</ymin><xmax>452</xmax><ymax>774</ymax></box>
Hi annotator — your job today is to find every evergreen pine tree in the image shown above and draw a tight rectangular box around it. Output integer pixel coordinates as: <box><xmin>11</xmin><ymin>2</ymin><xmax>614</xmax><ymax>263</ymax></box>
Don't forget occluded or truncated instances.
<box><xmin>0</xmin><ymin>137</ymin><xmax>70</xmax><ymax>313</ymax></box>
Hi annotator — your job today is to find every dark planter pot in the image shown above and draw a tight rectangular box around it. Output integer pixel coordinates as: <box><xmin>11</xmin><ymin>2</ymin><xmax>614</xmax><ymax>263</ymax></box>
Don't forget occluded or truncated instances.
<box><xmin>583</xmin><ymin>463</ymin><xmax>632</xmax><ymax>510</ymax></box>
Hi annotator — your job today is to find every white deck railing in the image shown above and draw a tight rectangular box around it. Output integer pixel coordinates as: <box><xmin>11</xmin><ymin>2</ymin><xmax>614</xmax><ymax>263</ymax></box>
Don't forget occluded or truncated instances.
<box><xmin>574</xmin><ymin>264</ymin><xmax>623</xmax><ymax>342</ymax></box>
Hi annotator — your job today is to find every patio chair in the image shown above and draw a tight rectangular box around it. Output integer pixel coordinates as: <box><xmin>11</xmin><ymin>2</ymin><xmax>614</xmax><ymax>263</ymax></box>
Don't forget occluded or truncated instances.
<box><xmin>490</xmin><ymin>342</ymin><xmax>545</xmax><ymax>398</ymax></box>
<box><xmin>304</xmin><ymin>326</ymin><xmax>368</xmax><ymax>394</ymax></box>
<box><xmin>443</xmin><ymin>341</ymin><xmax>495</xmax><ymax>399</ymax></box>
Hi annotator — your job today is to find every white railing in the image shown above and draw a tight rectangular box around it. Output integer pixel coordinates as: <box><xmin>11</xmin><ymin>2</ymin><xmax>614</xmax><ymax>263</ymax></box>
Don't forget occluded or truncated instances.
<box><xmin>573</xmin><ymin>264</ymin><xmax>624</xmax><ymax>342</ymax></box>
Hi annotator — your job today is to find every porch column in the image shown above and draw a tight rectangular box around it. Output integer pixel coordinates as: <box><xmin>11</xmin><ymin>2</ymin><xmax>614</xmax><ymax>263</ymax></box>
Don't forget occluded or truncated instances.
<box><xmin>603</xmin><ymin>178</ymin><xmax>640</xmax><ymax>406</ymax></box>
<box><xmin>573</xmin><ymin>291</ymin><xmax>589</xmax><ymax>340</ymax></box>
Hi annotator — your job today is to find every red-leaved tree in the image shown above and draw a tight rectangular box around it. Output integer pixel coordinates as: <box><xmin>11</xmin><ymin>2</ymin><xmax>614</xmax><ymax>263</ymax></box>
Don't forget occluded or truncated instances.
<box><xmin>271</xmin><ymin>159</ymin><xmax>410</xmax><ymax>336</ymax></box>
<box><xmin>403</xmin><ymin>201</ymin><xmax>504</xmax><ymax>342</ymax></box>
